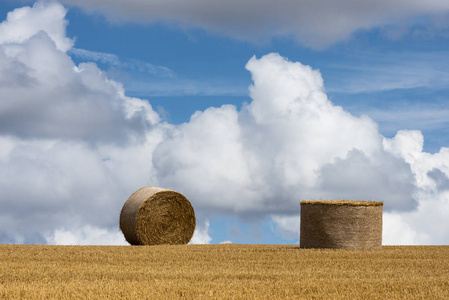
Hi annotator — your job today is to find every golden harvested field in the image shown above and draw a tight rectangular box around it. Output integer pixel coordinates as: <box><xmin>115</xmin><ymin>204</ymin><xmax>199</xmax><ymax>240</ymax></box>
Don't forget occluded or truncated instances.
<box><xmin>1</xmin><ymin>244</ymin><xmax>448</xmax><ymax>299</ymax></box>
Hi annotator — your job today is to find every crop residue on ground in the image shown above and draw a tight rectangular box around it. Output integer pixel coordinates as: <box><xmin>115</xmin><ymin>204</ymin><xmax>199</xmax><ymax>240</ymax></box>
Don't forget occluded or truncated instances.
<box><xmin>1</xmin><ymin>244</ymin><xmax>448</xmax><ymax>299</ymax></box>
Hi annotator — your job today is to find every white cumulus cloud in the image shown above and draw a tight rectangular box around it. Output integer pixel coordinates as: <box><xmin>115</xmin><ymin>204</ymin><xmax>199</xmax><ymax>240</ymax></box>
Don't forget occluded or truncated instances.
<box><xmin>0</xmin><ymin>1</ymin><xmax>73</xmax><ymax>52</ymax></box>
<box><xmin>0</xmin><ymin>1</ymin><xmax>165</xmax><ymax>245</ymax></box>
<box><xmin>154</xmin><ymin>54</ymin><xmax>413</xmax><ymax>213</ymax></box>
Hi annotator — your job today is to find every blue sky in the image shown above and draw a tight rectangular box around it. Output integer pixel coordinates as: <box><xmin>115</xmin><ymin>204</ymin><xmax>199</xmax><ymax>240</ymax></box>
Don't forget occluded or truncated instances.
<box><xmin>1</xmin><ymin>0</ymin><xmax>449</xmax><ymax>245</ymax></box>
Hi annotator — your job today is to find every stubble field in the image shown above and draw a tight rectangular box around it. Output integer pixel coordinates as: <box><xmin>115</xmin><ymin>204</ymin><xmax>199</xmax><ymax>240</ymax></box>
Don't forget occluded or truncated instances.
<box><xmin>1</xmin><ymin>244</ymin><xmax>448</xmax><ymax>299</ymax></box>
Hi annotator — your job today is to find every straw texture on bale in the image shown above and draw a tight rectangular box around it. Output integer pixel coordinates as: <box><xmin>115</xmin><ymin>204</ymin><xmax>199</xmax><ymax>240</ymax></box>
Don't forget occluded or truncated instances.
<box><xmin>300</xmin><ymin>200</ymin><xmax>383</xmax><ymax>249</ymax></box>
<box><xmin>120</xmin><ymin>187</ymin><xmax>196</xmax><ymax>245</ymax></box>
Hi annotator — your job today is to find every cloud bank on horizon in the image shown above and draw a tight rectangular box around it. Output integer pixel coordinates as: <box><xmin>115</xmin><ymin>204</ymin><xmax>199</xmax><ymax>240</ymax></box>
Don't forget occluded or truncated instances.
<box><xmin>60</xmin><ymin>0</ymin><xmax>449</xmax><ymax>47</ymax></box>
<box><xmin>0</xmin><ymin>1</ymin><xmax>448</xmax><ymax>245</ymax></box>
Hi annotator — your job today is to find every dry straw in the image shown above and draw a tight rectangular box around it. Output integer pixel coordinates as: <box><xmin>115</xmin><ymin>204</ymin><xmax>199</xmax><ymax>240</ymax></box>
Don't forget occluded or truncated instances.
<box><xmin>300</xmin><ymin>200</ymin><xmax>383</xmax><ymax>249</ymax></box>
<box><xmin>120</xmin><ymin>187</ymin><xmax>196</xmax><ymax>245</ymax></box>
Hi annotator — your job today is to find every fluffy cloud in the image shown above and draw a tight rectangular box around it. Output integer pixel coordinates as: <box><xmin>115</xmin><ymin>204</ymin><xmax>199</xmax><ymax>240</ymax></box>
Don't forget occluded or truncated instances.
<box><xmin>0</xmin><ymin>0</ymin><xmax>73</xmax><ymax>51</ymax></box>
<box><xmin>0</xmin><ymin>1</ymin><xmax>169</xmax><ymax>244</ymax></box>
<box><xmin>1</xmin><ymin>1</ymin><xmax>449</xmax><ymax>246</ymax></box>
<box><xmin>0</xmin><ymin>3</ymin><xmax>160</xmax><ymax>143</ymax></box>
<box><xmin>154</xmin><ymin>54</ymin><xmax>415</xmax><ymax>213</ymax></box>
<box><xmin>60</xmin><ymin>0</ymin><xmax>449</xmax><ymax>47</ymax></box>
<box><xmin>0</xmin><ymin>42</ymin><xmax>159</xmax><ymax>142</ymax></box>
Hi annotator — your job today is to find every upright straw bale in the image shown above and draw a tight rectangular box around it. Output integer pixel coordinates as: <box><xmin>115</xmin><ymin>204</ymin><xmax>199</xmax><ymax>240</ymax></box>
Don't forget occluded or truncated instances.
<box><xmin>300</xmin><ymin>200</ymin><xmax>383</xmax><ymax>249</ymax></box>
<box><xmin>120</xmin><ymin>187</ymin><xmax>196</xmax><ymax>245</ymax></box>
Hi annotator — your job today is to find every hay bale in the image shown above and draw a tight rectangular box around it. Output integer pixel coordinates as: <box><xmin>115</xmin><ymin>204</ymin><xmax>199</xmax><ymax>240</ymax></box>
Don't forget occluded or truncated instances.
<box><xmin>300</xmin><ymin>200</ymin><xmax>383</xmax><ymax>249</ymax></box>
<box><xmin>120</xmin><ymin>187</ymin><xmax>196</xmax><ymax>245</ymax></box>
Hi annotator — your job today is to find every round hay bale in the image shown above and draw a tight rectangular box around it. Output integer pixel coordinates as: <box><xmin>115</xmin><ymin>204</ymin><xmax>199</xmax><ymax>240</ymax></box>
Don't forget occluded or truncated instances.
<box><xmin>120</xmin><ymin>187</ymin><xmax>196</xmax><ymax>245</ymax></box>
<box><xmin>300</xmin><ymin>200</ymin><xmax>383</xmax><ymax>249</ymax></box>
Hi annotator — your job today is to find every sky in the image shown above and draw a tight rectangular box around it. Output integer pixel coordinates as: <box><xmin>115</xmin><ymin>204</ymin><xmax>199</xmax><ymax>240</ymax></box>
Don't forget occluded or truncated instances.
<box><xmin>0</xmin><ymin>0</ymin><xmax>448</xmax><ymax>245</ymax></box>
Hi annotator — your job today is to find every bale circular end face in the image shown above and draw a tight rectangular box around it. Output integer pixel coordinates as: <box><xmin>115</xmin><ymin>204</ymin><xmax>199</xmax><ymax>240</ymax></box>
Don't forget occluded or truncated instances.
<box><xmin>120</xmin><ymin>187</ymin><xmax>196</xmax><ymax>245</ymax></box>
<box><xmin>300</xmin><ymin>200</ymin><xmax>383</xmax><ymax>250</ymax></box>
